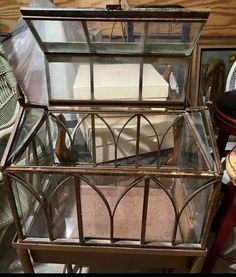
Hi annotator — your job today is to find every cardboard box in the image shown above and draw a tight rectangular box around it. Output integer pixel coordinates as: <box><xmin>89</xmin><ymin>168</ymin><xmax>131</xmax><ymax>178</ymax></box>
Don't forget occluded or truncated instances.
<box><xmin>81</xmin><ymin>114</ymin><xmax>176</xmax><ymax>163</ymax></box>
<box><xmin>73</xmin><ymin>63</ymin><xmax>169</xmax><ymax>100</ymax></box>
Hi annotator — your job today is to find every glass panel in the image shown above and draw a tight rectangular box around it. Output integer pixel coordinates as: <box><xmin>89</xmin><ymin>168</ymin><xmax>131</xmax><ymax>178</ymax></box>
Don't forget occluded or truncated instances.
<box><xmin>177</xmin><ymin>111</ymin><xmax>214</xmax><ymax>171</ymax></box>
<box><xmin>14</xmin><ymin>116</ymin><xmax>55</xmax><ymax>167</ymax></box>
<box><xmin>190</xmin><ymin>111</ymin><xmax>214</xmax><ymax>167</ymax></box>
<box><xmin>145</xmin><ymin>177</ymin><xmax>177</xmax><ymax>243</ymax></box>
<box><xmin>11</xmin><ymin>172</ymin><xmax>212</xmax><ymax>243</ymax></box>
<box><xmin>174</xmin><ymin>177</ymin><xmax>210</xmax><ymax>243</ymax></box>
<box><xmin>81</xmin><ymin>175</ymin><xmax>178</xmax><ymax>243</ymax></box>
<box><xmin>21</xmin><ymin>8</ymin><xmax>208</xmax><ymax>55</ymax></box>
<box><xmin>11</xmin><ymin>173</ymin><xmax>79</xmax><ymax>239</ymax></box>
<box><xmin>12</xmin><ymin>176</ymin><xmax>49</xmax><ymax>238</ymax></box>
<box><xmin>9</xmin><ymin>107</ymin><xmax>45</xmax><ymax>164</ymax></box>
<box><xmin>35</xmin><ymin>20</ymin><xmax>205</xmax><ymax>55</ymax></box>
<box><xmin>80</xmin><ymin>176</ymin><xmax>112</xmax><ymax>240</ymax></box>
<box><xmin>28</xmin><ymin>20</ymin><xmax>88</xmax><ymax>53</ymax></box>
<box><xmin>19</xmin><ymin>7</ymin><xmax>209</xmax><ymax>106</ymax></box>
<box><xmin>13</xmin><ymin>110</ymin><xmax>214</xmax><ymax>172</ymax></box>
<box><xmin>47</xmin><ymin>55</ymin><xmax>188</xmax><ymax>103</ymax></box>
<box><xmin>81</xmin><ymin>113</ymin><xmax>177</xmax><ymax>165</ymax></box>
<box><xmin>14</xmin><ymin>112</ymin><xmax>91</xmax><ymax>166</ymax></box>
<box><xmin>26</xmin><ymin>20</ymin><xmax>205</xmax><ymax>55</ymax></box>
<box><xmin>31</xmin><ymin>20</ymin><xmax>87</xmax><ymax>43</ymax></box>
<box><xmin>145</xmin><ymin>21</ymin><xmax>203</xmax><ymax>54</ymax></box>
<box><xmin>51</xmin><ymin>176</ymin><xmax>78</xmax><ymax>239</ymax></box>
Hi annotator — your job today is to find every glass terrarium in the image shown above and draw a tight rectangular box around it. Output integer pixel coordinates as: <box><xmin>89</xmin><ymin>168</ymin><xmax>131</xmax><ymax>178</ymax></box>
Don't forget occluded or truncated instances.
<box><xmin>1</xmin><ymin>6</ymin><xmax>222</xmax><ymax>273</ymax></box>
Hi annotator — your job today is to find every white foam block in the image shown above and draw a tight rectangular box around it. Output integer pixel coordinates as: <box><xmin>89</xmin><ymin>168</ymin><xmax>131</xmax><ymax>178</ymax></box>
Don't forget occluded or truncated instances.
<box><xmin>73</xmin><ymin>63</ymin><xmax>169</xmax><ymax>100</ymax></box>
<box><xmin>81</xmin><ymin>114</ymin><xmax>175</xmax><ymax>163</ymax></box>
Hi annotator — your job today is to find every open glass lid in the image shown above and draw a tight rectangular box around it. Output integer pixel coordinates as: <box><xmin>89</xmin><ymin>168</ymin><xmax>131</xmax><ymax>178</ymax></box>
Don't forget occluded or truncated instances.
<box><xmin>20</xmin><ymin>6</ymin><xmax>209</xmax><ymax>106</ymax></box>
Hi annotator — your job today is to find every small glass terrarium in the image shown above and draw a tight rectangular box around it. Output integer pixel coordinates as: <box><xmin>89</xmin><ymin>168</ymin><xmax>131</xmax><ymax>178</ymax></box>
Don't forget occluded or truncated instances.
<box><xmin>1</xmin><ymin>6</ymin><xmax>222</xmax><ymax>273</ymax></box>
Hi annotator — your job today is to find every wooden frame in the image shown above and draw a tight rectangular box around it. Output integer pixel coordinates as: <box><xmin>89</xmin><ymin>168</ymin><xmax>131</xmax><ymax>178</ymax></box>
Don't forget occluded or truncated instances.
<box><xmin>190</xmin><ymin>37</ymin><xmax>236</xmax><ymax>107</ymax></box>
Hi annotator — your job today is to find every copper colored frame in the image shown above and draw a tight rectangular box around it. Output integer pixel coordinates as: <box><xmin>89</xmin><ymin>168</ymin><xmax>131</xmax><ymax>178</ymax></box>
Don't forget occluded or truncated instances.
<box><xmin>1</xmin><ymin>7</ymin><xmax>222</xmax><ymax>273</ymax></box>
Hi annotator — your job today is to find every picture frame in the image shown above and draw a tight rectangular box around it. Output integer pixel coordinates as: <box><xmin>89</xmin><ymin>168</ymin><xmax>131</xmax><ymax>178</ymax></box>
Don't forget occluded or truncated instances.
<box><xmin>190</xmin><ymin>37</ymin><xmax>236</xmax><ymax>107</ymax></box>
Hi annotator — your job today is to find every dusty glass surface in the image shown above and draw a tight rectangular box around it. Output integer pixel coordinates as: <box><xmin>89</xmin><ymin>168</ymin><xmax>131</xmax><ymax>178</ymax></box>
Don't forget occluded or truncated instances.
<box><xmin>46</xmin><ymin>55</ymin><xmax>189</xmax><ymax>103</ymax></box>
<box><xmin>20</xmin><ymin>7</ymin><xmax>209</xmax><ymax>105</ymax></box>
<box><xmin>7</xmin><ymin>107</ymin><xmax>46</xmax><ymax>165</ymax></box>
<box><xmin>1</xmin><ymin>7</ymin><xmax>221</xmax><ymax>249</ymax></box>
<box><xmin>7</xmin><ymin>107</ymin><xmax>216</xmax><ymax>244</ymax></box>
<box><xmin>10</xmin><ymin>109</ymin><xmax>214</xmax><ymax>171</ymax></box>
<box><xmin>25</xmin><ymin>14</ymin><xmax>205</xmax><ymax>55</ymax></box>
<box><xmin>10</xmin><ymin>171</ymin><xmax>211</xmax><ymax>244</ymax></box>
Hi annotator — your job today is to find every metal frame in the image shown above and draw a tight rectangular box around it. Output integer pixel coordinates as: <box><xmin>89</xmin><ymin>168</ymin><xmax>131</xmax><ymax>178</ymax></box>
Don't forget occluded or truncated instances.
<box><xmin>44</xmin><ymin>53</ymin><xmax>191</xmax><ymax>109</ymax></box>
<box><xmin>2</xmin><ymin>105</ymin><xmax>222</xmax><ymax>273</ymax></box>
<box><xmin>1</xmin><ymin>7</ymin><xmax>222</xmax><ymax>273</ymax></box>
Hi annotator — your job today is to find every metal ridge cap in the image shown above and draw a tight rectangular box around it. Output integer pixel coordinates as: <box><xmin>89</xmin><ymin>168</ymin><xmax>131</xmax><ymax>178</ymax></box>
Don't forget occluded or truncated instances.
<box><xmin>20</xmin><ymin>6</ymin><xmax>210</xmax><ymax>20</ymax></box>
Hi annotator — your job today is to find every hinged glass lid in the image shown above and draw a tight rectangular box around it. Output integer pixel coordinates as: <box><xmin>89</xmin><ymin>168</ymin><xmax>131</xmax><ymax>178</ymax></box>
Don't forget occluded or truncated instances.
<box><xmin>20</xmin><ymin>7</ymin><xmax>209</xmax><ymax>106</ymax></box>
<box><xmin>20</xmin><ymin>7</ymin><xmax>209</xmax><ymax>55</ymax></box>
